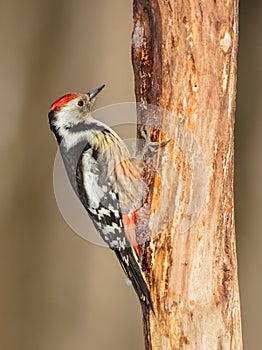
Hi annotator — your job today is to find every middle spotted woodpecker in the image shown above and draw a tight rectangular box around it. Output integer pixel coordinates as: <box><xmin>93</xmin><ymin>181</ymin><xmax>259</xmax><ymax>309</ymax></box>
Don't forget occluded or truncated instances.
<box><xmin>48</xmin><ymin>85</ymin><xmax>155</xmax><ymax>313</ymax></box>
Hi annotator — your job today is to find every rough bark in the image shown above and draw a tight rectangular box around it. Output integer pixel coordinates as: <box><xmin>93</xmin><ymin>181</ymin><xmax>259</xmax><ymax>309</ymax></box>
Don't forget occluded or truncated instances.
<box><xmin>132</xmin><ymin>1</ymin><xmax>242</xmax><ymax>349</ymax></box>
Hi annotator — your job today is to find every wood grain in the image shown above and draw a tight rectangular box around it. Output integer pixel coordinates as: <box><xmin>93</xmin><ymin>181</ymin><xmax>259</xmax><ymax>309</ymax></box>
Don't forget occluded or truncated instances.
<box><xmin>132</xmin><ymin>0</ymin><xmax>242</xmax><ymax>349</ymax></box>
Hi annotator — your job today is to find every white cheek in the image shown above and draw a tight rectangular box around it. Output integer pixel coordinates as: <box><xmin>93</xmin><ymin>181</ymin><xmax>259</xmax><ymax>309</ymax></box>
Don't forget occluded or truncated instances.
<box><xmin>57</xmin><ymin>106</ymin><xmax>79</xmax><ymax>126</ymax></box>
<box><xmin>54</xmin><ymin>106</ymin><xmax>85</xmax><ymax>149</ymax></box>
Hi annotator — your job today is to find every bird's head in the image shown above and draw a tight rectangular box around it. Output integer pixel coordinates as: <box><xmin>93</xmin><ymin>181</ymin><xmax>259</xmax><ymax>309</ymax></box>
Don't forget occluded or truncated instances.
<box><xmin>48</xmin><ymin>84</ymin><xmax>105</xmax><ymax>143</ymax></box>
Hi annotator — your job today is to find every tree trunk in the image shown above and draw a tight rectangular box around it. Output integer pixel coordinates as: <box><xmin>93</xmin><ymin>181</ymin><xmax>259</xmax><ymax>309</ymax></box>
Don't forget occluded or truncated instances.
<box><xmin>132</xmin><ymin>1</ymin><xmax>243</xmax><ymax>349</ymax></box>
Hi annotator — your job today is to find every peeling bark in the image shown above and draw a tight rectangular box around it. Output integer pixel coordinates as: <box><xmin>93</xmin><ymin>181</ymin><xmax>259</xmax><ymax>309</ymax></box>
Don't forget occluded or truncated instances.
<box><xmin>132</xmin><ymin>1</ymin><xmax>242</xmax><ymax>349</ymax></box>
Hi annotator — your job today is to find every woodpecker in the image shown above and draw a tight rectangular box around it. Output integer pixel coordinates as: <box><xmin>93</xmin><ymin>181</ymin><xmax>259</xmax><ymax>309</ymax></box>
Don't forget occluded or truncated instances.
<box><xmin>48</xmin><ymin>85</ymin><xmax>154</xmax><ymax>313</ymax></box>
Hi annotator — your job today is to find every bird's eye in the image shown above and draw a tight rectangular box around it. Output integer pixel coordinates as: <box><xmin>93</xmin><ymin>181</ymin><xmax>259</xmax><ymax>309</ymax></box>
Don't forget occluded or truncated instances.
<box><xmin>77</xmin><ymin>100</ymin><xmax>84</xmax><ymax>107</ymax></box>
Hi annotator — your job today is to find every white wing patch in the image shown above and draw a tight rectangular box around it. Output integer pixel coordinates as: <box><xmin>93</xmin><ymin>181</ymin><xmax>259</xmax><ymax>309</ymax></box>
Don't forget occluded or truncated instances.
<box><xmin>81</xmin><ymin>149</ymin><xmax>106</xmax><ymax>209</ymax></box>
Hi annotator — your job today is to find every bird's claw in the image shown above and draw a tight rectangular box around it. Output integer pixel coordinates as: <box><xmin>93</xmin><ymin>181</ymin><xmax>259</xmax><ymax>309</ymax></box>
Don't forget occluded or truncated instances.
<box><xmin>139</xmin><ymin>125</ymin><xmax>170</xmax><ymax>158</ymax></box>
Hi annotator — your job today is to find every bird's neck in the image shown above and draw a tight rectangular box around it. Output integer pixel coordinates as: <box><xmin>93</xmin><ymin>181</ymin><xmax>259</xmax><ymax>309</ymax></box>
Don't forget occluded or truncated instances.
<box><xmin>60</xmin><ymin>119</ymin><xmax>106</xmax><ymax>151</ymax></box>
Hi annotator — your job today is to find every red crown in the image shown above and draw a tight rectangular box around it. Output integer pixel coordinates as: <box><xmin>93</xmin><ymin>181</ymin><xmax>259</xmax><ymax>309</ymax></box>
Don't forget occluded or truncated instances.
<box><xmin>49</xmin><ymin>93</ymin><xmax>79</xmax><ymax>112</ymax></box>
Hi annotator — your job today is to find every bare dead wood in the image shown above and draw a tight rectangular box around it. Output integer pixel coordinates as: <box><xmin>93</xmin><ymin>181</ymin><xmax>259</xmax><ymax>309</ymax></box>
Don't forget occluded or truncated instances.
<box><xmin>132</xmin><ymin>0</ymin><xmax>243</xmax><ymax>349</ymax></box>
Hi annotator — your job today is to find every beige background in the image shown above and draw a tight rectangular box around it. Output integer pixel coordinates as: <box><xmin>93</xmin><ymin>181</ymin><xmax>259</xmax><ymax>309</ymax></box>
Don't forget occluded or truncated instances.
<box><xmin>0</xmin><ymin>1</ymin><xmax>260</xmax><ymax>349</ymax></box>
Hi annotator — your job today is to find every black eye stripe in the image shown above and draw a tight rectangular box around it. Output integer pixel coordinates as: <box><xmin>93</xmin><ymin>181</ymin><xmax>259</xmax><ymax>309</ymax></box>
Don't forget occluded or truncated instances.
<box><xmin>77</xmin><ymin>100</ymin><xmax>84</xmax><ymax>107</ymax></box>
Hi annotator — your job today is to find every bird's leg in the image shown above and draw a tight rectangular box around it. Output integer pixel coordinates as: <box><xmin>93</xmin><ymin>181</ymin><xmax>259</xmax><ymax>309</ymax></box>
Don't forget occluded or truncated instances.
<box><xmin>139</xmin><ymin>125</ymin><xmax>170</xmax><ymax>159</ymax></box>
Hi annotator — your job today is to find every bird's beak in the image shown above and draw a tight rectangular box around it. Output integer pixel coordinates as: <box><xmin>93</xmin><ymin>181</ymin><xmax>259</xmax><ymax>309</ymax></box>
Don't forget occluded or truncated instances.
<box><xmin>88</xmin><ymin>84</ymin><xmax>105</xmax><ymax>100</ymax></box>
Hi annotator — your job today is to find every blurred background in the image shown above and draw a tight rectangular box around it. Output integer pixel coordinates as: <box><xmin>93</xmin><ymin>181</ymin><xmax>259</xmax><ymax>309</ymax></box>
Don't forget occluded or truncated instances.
<box><xmin>0</xmin><ymin>1</ymin><xmax>260</xmax><ymax>349</ymax></box>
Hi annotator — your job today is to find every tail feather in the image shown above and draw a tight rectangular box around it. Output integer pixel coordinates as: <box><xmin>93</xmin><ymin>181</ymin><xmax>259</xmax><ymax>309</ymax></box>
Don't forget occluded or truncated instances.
<box><xmin>114</xmin><ymin>247</ymin><xmax>155</xmax><ymax>314</ymax></box>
